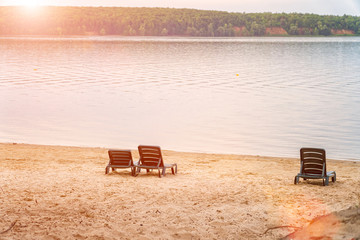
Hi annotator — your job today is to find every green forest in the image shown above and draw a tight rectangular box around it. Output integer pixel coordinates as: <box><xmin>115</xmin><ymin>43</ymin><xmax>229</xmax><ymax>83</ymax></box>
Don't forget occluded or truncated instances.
<box><xmin>0</xmin><ymin>6</ymin><xmax>359</xmax><ymax>36</ymax></box>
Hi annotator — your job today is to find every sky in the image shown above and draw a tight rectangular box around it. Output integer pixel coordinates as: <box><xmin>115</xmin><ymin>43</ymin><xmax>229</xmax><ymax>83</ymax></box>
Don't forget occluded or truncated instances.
<box><xmin>0</xmin><ymin>0</ymin><xmax>360</xmax><ymax>16</ymax></box>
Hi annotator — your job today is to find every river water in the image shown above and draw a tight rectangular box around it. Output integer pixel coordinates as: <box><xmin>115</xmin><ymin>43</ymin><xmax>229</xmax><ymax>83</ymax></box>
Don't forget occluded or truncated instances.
<box><xmin>1</xmin><ymin>36</ymin><xmax>359</xmax><ymax>160</ymax></box>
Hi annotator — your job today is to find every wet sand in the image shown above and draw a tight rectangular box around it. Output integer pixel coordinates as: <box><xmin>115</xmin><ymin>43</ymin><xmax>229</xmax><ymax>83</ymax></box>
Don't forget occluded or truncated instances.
<box><xmin>1</xmin><ymin>143</ymin><xmax>360</xmax><ymax>239</ymax></box>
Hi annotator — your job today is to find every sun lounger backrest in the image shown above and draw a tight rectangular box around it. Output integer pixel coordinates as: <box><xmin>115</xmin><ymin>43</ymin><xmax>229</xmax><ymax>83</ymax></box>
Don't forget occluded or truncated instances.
<box><xmin>300</xmin><ymin>148</ymin><xmax>326</xmax><ymax>177</ymax></box>
<box><xmin>138</xmin><ymin>145</ymin><xmax>163</xmax><ymax>167</ymax></box>
<box><xmin>108</xmin><ymin>149</ymin><xmax>133</xmax><ymax>167</ymax></box>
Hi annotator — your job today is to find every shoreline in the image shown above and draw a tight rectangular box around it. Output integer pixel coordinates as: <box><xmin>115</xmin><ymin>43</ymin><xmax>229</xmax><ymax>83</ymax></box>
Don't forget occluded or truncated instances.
<box><xmin>1</xmin><ymin>142</ymin><xmax>360</xmax><ymax>239</ymax></box>
<box><xmin>1</xmin><ymin>35</ymin><xmax>359</xmax><ymax>39</ymax></box>
<box><xmin>2</xmin><ymin>142</ymin><xmax>358</xmax><ymax>163</ymax></box>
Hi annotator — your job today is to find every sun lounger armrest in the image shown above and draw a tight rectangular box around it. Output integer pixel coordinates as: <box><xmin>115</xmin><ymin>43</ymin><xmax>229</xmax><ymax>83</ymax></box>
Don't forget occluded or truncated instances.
<box><xmin>164</xmin><ymin>163</ymin><xmax>176</xmax><ymax>168</ymax></box>
<box><xmin>164</xmin><ymin>163</ymin><xmax>177</xmax><ymax>175</ymax></box>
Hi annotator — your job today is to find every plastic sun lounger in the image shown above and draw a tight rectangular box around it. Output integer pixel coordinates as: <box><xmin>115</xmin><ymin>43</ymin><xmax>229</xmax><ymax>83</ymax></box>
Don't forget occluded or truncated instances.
<box><xmin>105</xmin><ymin>149</ymin><xmax>136</xmax><ymax>176</ymax></box>
<box><xmin>294</xmin><ymin>148</ymin><xmax>336</xmax><ymax>186</ymax></box>
<box><xmin>134</xmin><ymin>145</ymin><xmax>177</xmax><ymax>178</ymax></box>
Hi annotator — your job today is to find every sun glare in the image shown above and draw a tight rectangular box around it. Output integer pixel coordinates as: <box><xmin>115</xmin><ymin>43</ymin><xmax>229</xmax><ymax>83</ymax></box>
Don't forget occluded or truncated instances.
<box><xmin>16</xmin><ymin>0</ymin><xmax>44</xmax><ymax>7</ymax></box>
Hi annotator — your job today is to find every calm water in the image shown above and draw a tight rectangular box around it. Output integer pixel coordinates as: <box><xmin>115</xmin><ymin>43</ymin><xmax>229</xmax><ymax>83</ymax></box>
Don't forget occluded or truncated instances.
<box><xmin>1</xmin><ymin>36</ymin><xmax>360</xmax><ymax>160</ymax></box>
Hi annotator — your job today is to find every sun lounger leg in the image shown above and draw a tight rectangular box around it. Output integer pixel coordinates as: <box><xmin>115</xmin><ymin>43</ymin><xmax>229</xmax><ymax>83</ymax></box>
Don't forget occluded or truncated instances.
<box><xmin>332</xmin><ymin>172</ymin><xmax>336</xmax><ymax>182</ymax></box>
<box><xmin>131</xmin><ymin>167</ymin><xmax>135</xmax><ymax>176</ymax></box>
<box><xmin>323</xmin><ymin>177</ymin><xmax>329</xmax><ymax>186</ymax></box>
<box><xmin>134</xmin><ymin>167</ymin><xmax>141</xmax><ymax>177</ymax></box>
<box><xmin>294</xmin><ymin>176</ymin><xmax>299</xmax><ymax>184</ymax></box>
<box><xmin>105</xmin><ymin>166</ymin><xmax>110</xmax><ymax>174</ymax></box>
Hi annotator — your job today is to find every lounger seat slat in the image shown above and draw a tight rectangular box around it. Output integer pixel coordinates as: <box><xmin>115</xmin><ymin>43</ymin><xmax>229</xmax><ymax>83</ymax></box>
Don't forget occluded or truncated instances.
<box><xmin>111</xmin><ymin>157</ymin><xmax>131</xmax><ymax>161</ymax></box>
<box><xmin>303</xmin><ymin>163</ymin><xmax>323</xmax><ymax>169</ymax></box>
<box><xmin>111</xmin><ymin>152</ymin><xmax>131</xmax><ymax>156</ymax></box>
<box><xmin>304</xmin><ymin>169</ymin><xmax>324</xmax><ymax>175</ymax></box>
<box><xmin>140</xmin><ymin>150</ymin><xmax>161</xmax><ymax>155</ymax></box>
<box><xmin>142</xmin><ymin>163</ymin><xmax>160</xmax><ymax>166</ymax></box>
<box><xmin>142</xmin><ymin>156</ymin><xmax>161</xmax><ymax>159</ymax></box>
<box><xmin>139</xmin><ymin>149</ymin><xmax>161</xmax><ymax>154</ymax></box>
<box><xmin>303</xmin><ymin>159</ymin><xmax>324</xmax><ymax>165</ymax></box>
<box><xmin>111</xmin><ymin>161</ymin><xmax>131</xmax><ymax>165</ymax></box>
<box><xmin>302</xmin><ymin>152</ymin><xmax>324</xmax><ymax>158</ymax></box>
<box><xmin>111</xmin><ymin>156</ymin><xmax>131</xmax><ymax>160</ymax></box>
<box><xmin>111</xmin><ymin>155</ymin><xmax>132</xmax><ymax>159</ymax></box>
<box><xmin>142</xmin><ymin>159</ymin><xmax>161</xmax><ymax>163</ymax></box>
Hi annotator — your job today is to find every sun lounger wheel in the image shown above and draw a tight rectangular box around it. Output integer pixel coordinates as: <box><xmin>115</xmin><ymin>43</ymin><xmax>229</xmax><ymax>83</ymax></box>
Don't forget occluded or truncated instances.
<box><xmin>131</xmin><ymin>167</ymin><xmax>135</xmax><ymax>176</ymax></box>
<box><xmin>171</xmin><ymin>164</ymin><xmax>177</xmax><ymax>175</ymax></box>
<box><xmin>294</xmin><ymin>176</ymin><xmax>299</xmax><ymax>185</ymax></box>
<box><xmin>134</xmin><ymin>167</ymin><xmax>141</xmax><ymax>177</ymax></box>
<box><xmin>332</xmin><ymin>172</ymin><xmax>336</xmax><ymax>182</ymax></box>
<box><xmin>323</xmin><ymin>177</ymin><xmax>329</xmax><ymax>186</ymax></box>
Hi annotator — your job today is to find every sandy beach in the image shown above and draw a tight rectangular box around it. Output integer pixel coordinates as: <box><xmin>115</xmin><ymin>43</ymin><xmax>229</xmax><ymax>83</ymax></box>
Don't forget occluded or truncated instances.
<box><xmin>1</xmin><ymin>143</ymin><xmax>360</xmax><ymax>239</ymax></box>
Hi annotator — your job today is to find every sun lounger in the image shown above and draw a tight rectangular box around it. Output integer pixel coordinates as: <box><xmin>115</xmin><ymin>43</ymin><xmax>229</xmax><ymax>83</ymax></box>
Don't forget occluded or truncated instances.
<box><xmin>294</xmin><ymin>148</ymin><xmax>336</xmax><ymax>186</ymax></box>
<box><xmin>134</xmin><ymin>145</ymin><xmax>177</xmax><ymax>178</ymax></box>
<box><xmin>105</xmin><ymin>149</ymin><xmax>136</xmax><ymax>176</ymax></box>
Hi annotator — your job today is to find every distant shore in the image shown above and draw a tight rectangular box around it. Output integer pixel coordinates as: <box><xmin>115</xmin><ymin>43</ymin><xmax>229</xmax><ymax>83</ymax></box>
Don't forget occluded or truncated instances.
<box><xmin>0</xmin><ymin>6</ymin><xmax>359</xmax><ymax>37</ymax></box>
<box><xmin>0</xmin><ymin>33</ymin><xmax>358</xmax><ymax>38</ymax></box>
<box><xmin>1</xmin><ymin>142</ymin><xmax>360</xmax><ymax>239</ymax></box>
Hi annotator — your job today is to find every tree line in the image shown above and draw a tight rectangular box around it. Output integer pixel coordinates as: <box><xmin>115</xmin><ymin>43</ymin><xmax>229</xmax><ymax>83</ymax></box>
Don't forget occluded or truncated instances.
<box><xmin>0</xmin><ymin>6</ymin><xmax>359</xmax><ymax>36</ymax></box>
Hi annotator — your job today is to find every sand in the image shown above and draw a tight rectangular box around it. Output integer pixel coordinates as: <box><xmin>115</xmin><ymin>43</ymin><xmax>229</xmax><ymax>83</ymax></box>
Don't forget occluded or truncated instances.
<box><xmin>1</xmin><ymin>143</ymin><xmax>360</xmax><ymax>239</ymax></box>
